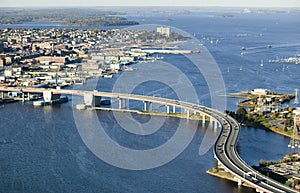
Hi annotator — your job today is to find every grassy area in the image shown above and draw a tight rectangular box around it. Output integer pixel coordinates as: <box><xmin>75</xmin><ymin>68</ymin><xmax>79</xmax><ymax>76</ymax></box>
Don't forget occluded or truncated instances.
<box><xmin>227</xmin><ymin>110</ymin><xmax>300</xmax><ymax>140</ymax></box>
<box><xmin>258</xmin><ymin>118</ymin><xmax>300</xmax><ymax>140</ymax></box>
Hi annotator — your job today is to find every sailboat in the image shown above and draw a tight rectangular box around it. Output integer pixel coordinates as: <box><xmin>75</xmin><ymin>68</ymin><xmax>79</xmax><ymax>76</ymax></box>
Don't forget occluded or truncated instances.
<box><xmin>260</xmin><ymin>59</ymin><xmax>264</xmax><ymax>67</ymax></box>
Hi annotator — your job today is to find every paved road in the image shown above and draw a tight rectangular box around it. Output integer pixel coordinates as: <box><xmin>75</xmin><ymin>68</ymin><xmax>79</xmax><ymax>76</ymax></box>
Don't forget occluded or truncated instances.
<box><xmin>212</xmin><ymin>110</ymin><xmax>298</xmax><ymax>193</ymax></box>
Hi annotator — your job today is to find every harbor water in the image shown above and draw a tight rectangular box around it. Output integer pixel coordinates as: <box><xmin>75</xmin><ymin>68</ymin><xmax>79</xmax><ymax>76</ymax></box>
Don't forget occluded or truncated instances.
<box><xmin>0</xmin><ymin>11</ymin><xmax>299</xmax><ymax>192</ymax></box>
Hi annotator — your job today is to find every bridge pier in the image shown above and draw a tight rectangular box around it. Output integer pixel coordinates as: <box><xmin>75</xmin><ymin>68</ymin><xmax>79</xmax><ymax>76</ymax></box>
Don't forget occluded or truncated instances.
<box><xmin>27</xmin><ymin>93</ymin><xmax>30</xmax><ymax>101</ymax></box>
<box><xmin>210</xmin><ymin>118</ymin><xmax>214</xmax><ymax>127</ymax></box>
<box><xmin>83</xmin><ymin>93</ymin><xmax>101</xmax><ymax>107</ymax></box>
<box><xmin>186</xmin><ymin>110</ymin><xmax>190</xmax><ymax>119</ymax></box>
<box><xmin>1</xmin><ymin>91</ymin><xmax>3</xmax><ymax>99</ymax></box>
<box><xmin>237</xmin><ymin>178</ymin><xmax>243</xmax><ymax>186</ymax></box>
<box><xmin>202</xmin><ymin>114</ymin><xmax>205</xmax><ymax>125</ymax></box>
<box><xmin>43</xmin><ymin>91</ymin><xmax>61</xmax><ymax>102</ymax></box>
<box><xmin>143</xmin><ymin>101</ymin><xmax>147</xmax><ymax>111</ymax></box>
<box><xmin>166</xmin><ymin>105</ymin><xmax>170</xmax><ymax>114</ymax></box>
<box><xmin>210</xmin><ymin>118</ymin><xmax>219</xmax><ymax>131</ymax></box>
<box><xmin>173</xmin><ymin>105</ymin><xmax>176</xmax><ymax>113</ymax></box>
<box><xmin>214</xmin><ymin>120</ymin><xmax>218</xmax><ymax>129</ymax></box>
<box><xmin>149</xmin><ymin>102</ymin><xmax>152</xmax><ymax>111</ymax></box>
<box><xmin>22</xmin><ymin>92</ymin><xmax>25</xmax><ymax>102</ymax></box>
<box><xmin>118</xmin><ymin>98</ymin><xmax>122</xmax><ymax>109</ymax></box>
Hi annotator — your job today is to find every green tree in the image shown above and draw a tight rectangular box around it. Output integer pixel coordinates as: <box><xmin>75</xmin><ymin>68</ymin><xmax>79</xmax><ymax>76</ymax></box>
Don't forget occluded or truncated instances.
<box><xmin>237</xmin><ymin>107</ymin><xmax>247</xmax><ymax>116</ymax></box>
<box><xmin>259</xmin><ymin>159</ymin><xmax>265</xmax><ymax>166</ymax></box>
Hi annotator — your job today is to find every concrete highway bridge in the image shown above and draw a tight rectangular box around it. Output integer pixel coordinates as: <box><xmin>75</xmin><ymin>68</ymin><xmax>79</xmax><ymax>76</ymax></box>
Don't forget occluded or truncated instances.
<box><xmin>0</xmin><ymin>86</ymin><xmax>298</xmax><ymax>193</ymax></box>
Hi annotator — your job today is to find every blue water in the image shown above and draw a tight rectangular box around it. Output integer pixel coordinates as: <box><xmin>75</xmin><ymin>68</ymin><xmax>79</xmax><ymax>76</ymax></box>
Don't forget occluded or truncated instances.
<box><xmin>0</xmin><ymin>11</ymin><xmax>299</xmax><ymax>193</ymax></box>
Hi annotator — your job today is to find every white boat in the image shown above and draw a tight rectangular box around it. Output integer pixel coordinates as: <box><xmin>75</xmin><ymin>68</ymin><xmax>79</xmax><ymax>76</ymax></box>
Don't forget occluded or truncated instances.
<box><xmin>103</xmin><ymin>74</ymin><xmax>113</xmax><ymax>78</ymax></box>
<box><xmin>123</xmin><ymin>67</ymin><xmax>136</xmax><ymax>72</ymax></box>
<box><xmin>33</xmin><ymin>101</ymin><xmax>44</xmax><ymax>106</ymax></box>
<box><xmin>260</xmin><ymin>60</ymin><xmax>264</xmax><ymax>67</ymax></box>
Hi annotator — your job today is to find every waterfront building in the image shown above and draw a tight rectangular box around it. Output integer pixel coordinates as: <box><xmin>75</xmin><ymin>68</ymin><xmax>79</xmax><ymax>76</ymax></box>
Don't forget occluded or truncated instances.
<box><xmin>110</xmin><ymin>63</ymin><xmax>120</xmax><ymax>71</ymax></box>
<box><xmin>251</xmin><ymin>88</ymin><xmax>268</xmax><ymax>96</ymax></box>
<box><xmin>157</xmin><ymin>27</ymin><xmax>171</xmax><ymax>37</ymax></box>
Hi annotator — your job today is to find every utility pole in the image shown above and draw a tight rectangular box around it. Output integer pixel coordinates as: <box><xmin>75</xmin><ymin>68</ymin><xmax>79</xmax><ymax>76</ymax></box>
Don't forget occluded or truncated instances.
<box><xmin>288</xmin><ymin>112</ymin><xmax>299</xmax><ymax>151</ymax></box>
<box><xmin>294</xmin><ymin>89</ymin><xmax>298</xmax><ymax>107</ymax></box>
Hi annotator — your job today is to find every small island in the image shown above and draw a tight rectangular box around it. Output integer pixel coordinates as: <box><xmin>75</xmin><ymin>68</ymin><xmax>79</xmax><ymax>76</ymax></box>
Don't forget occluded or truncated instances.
<box><xmin>214</xmin><ymin>13</ymin><xmax>234</xmax><ymax>18</ymax></box>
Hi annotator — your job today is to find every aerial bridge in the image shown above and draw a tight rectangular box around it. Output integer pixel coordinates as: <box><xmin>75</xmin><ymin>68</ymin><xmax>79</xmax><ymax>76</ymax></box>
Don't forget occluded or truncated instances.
<box><xmin>0</xmin><ymin>86</ymin><xmax>298</xmax><ymax>193</ymax></box>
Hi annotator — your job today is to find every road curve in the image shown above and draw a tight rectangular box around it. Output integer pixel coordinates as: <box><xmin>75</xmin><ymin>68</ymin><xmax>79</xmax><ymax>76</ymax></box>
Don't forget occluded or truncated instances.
<box><xmin>210</xmin><ymin>109</ymin><xmax>298</xmax><ymax>193</ymax></box>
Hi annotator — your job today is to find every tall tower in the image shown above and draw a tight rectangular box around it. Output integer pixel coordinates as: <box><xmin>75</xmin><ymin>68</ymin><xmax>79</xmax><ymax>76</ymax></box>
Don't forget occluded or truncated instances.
<box><xmin>294</xmin><ymin>88</ymin><xmax>298</xmax><ymax>107</ymax></box>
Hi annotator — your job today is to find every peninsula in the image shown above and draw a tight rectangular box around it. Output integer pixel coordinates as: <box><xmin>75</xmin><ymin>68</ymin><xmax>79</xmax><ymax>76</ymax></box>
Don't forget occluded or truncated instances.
<box><xmin>0</xmin><ymin>8</ymin><xmax>139</xmax><ymax>26</ymax></box>
<box><xmin>227</xmin><ymin>88</ymin><xmax>299</xmax><ymax>140</ymax></box>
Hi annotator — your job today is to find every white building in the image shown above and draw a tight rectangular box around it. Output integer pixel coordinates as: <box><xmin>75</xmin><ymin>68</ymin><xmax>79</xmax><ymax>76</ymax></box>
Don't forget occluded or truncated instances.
<box><xmin>251</xmin><ymin>88</ymin><xmax>268</xmax><ymax>96</ymax></box>
<box><xmin>293</xmin><ymin>108</ymin><xmax>300</xmax><ymax>126</ymax></box>
<box><xmin>4</xmin><ymin>69</ymin><xmax>13</xmax><ymax>77</ymax></box>
<box><xmin>110</xmin><ymin>63</ymin><xmax>120</xmax><ymax>71</ymax></box>
<box><xmin>157</xmin><ymin>27</ymin><xmax>171</xmax><ymax>37</ymax></box>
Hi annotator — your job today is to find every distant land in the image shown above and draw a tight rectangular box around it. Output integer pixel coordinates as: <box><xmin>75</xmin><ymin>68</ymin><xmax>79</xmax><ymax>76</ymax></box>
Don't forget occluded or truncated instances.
<box><xmin>0</xmin><ymin>8</ymin><xmax>139</xmax><ymax>26</ymax></box>
<box><xmin>0</xmin><ymin>6</ymin><xmax>299</xmax><ymax>26</ymax></box>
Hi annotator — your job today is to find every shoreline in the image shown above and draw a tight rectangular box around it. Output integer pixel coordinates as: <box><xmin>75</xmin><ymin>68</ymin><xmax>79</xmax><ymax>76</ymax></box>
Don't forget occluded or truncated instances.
<box><xmin>263</xmin><ymin>123</ymin><xmax>300</xmax><ymax>140</ymax></box>
<box><xmin>206</xmin><ymin>168</ymin><xmax>253</xmax><ymax>188</ymax></box>
<box><xmin>225</xmin><ymin>111</ymin><xmax>299</xmax><ymax>140</ymax></box>
<box><xmin>245</xmin><ymin>118</ymin><xmax>300</xmax><ymax>140</ymax></box>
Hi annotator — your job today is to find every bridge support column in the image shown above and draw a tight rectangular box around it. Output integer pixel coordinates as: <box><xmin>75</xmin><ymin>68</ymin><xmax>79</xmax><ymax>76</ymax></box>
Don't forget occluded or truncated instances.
<box><xmin>118</xmin><ymin>98</ymin><xmax>122</xmax><ymax>109</ymax></box>
<box><xmin>43</xmin><ymin>91</ymin><xmax>62</xmax><ymax>104</ymax></box>
<box><xmin>22</xmin><ymin>92</ymin><xmax>25</xmax><ymax>102</ymax></box>
<box><xmin>202</xmin><ymin>114</ymin><xmax>205</xmax><ymax>125</ymax></box>
<box><xmin>149</xmin><ymin>102</ymin><xmax>152</xmax><ymax>111</ymax></box>
<box><xmin>214</xmin><ymin>121</ymin><xmax>218</xmax><ymax>129</ymax></box>
<box><xmin>173</xmin><ymin>105</ymin><xmax>176</xmax><ymax>113</ymax></box>
<box><xmin>83</xmin><ymin>93</ymin><xmax>100</xmax><ymax>107</ymax></box>
<box><xmin>143</xmin><ymin>101</ymin><xmax>147</xmax><ymax>111</ymax></box>
<box><xmin>237</xmin><ymin>179</ymin><xmax>242</xmax><ymax>186</ymax></box>
<box><xmin>209</xmin><ymin>118</ymin><xmax>214</xmax><ymax>129</ymax></box>
<box><xmin>124</xmin><ymin>99</ymin><xmax>127</xmax><ymax>109</ymax></box>
<box><xmin>166</xmin><ymin>105</ymin><xmax>170</xmax><ymax>114</ymax></box>
<box><xmin>1</xmin><ymin>92</ymin><xmax>3</xmax><ymax>99</ymax></box>
<box><xmin>186</xmin><ymin>110</ymin><xmax>190</xmax><ymax>119</ymax></box>
<box><xmin>27</xmin><ymin>93</ymin><xmax>30</xmax><ymax>101</ymax></box>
